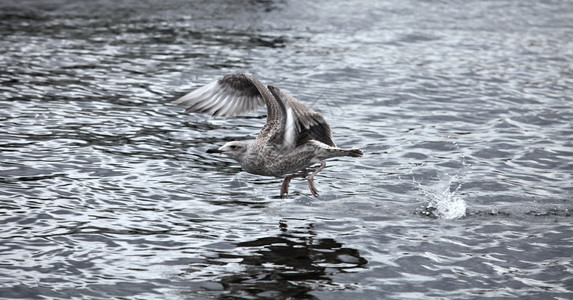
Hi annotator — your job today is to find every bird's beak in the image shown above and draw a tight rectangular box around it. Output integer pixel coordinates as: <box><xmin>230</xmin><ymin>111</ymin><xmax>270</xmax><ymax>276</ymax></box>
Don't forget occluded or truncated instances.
<box><xmin>206</xmin><ymin>148</ymin><xmax>223</xmax><ymax>154</ymax></box>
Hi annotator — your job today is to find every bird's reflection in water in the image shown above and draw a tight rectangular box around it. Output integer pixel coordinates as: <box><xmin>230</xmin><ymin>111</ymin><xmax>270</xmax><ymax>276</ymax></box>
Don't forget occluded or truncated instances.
<box><xmin>217</xmin><ymin>219</ymin><xmax>368</xmax><ymax>298</ymax></box>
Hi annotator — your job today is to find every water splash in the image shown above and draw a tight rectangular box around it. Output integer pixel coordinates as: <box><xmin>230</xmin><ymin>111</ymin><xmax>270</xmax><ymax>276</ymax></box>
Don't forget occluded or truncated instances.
<box><xmin>419</xmin><ymin>172</ymin><xmax>467</xmax><ymax>220</ymax></box>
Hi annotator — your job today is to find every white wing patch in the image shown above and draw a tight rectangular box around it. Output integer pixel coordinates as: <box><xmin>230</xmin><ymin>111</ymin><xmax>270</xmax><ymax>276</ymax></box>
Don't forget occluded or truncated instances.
<box><xmin>283</xmin><ymin>102</ymin><xmax>296</xmax><ymax>148</ymax></box>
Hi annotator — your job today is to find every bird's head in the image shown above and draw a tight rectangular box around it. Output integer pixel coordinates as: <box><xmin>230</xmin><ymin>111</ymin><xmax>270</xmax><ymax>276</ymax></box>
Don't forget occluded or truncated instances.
<box><xmin>206</xmin><ymin>140</ymin><xmax>250</xmax><ymax>162</ymax></box>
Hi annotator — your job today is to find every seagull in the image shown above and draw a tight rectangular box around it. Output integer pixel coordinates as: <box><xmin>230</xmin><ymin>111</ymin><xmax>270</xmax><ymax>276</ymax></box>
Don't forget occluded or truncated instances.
<box><xmin>173</xmin><ymin>73</ymin><xmax>363</xmax><ymax>196</ymax></box>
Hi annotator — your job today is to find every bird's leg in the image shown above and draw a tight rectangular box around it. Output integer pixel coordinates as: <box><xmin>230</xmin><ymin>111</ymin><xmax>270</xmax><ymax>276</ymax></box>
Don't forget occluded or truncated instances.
<box><xmin>307</xmin><ymin>161</ymin><xmax>326</xmax><ymax>197</ymax></box>
<box><xmin>280</xmin><ymin>169</ymin><xmax>310</xmax><ymax>197</ymax></box>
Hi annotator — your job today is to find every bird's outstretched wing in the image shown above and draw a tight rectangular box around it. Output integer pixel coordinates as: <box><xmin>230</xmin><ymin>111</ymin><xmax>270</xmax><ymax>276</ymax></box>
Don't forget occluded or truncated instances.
<box><xmin>174</xmin><ymin>73</ymin><xmax>335</xmax><ymax>149</ymax></box>
<box><xmin>173</xmin><ymin>74</ymin><xmax>267</xmax><ymax>118</ymax></box>
<box><xmin>268</xmin><ymin>85</ymin><xmax>336</xmax><ymax>148</ymax></box>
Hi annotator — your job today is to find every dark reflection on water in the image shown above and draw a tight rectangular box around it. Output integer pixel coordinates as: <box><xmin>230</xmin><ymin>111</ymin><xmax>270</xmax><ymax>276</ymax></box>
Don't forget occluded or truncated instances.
<box><xmin>180</xmin><ymin>220</ymin><xmax>367</xmax><ymax>299</ymax></box>
<box><xmin>1</xmin><ymin>0</ymin><xmax>573</xmax><ymax>299</ymax></box>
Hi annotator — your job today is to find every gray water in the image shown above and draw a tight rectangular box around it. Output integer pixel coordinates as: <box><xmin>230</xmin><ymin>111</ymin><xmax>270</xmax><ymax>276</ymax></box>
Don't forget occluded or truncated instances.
<box><xmin>1</xmin><ymin>0</ymin><xmax>572</xmax><ymax>299</ymax></box>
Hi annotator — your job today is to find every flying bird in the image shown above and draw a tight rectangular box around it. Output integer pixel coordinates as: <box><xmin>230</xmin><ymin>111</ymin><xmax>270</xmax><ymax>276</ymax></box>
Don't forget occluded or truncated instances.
<box><xmin>173</xmin><ymin>73</ymin><xmax>363</xmax><ymax>196</ymax></box>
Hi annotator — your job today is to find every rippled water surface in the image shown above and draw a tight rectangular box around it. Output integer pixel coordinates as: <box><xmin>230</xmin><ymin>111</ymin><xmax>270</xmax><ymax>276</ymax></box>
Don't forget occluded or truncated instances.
<box><xmin>1</xmin><ymin>0</ymin><xmax>572</xmax><ymax>299</ymax></box>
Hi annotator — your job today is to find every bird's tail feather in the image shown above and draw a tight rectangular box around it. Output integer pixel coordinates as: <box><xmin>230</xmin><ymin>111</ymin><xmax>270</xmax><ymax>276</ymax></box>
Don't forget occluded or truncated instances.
<box><xmin>345</xmin><ymin>149</ymin><xmax>363</xmax><ymax>157</ymax></box>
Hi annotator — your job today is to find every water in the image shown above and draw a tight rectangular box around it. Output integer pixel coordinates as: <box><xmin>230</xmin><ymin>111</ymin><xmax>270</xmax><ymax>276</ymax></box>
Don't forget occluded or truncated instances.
<box><xmin>1</xmin><ymin>0</ymin><xmax>572</xmax><ymax>299</ymax></box>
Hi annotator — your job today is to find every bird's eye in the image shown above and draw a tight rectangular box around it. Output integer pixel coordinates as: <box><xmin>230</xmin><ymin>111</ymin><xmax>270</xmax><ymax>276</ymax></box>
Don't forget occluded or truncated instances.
<box><xmin>229</xmin><ymin>145</ymin><xmax>237</xmax><ymax>150</ymax></box>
